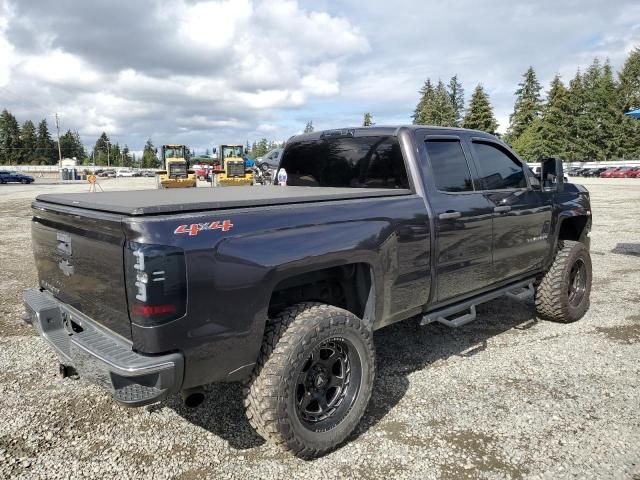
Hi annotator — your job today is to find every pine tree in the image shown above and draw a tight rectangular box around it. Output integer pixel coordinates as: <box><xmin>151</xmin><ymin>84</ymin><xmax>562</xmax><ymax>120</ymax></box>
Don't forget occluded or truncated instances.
<box><xmin>363</xmin><ymin>112</ymin><xmax>374</xmax><ymax>126</ymax></box>
<box><xmin>618</xmin><ymin>47</ymin><xmax>640</xmax><ymax>112</ymax></box>
<box><xmin>110</xmin><ymin>143</ymin><xmax>121</xmax><ymax>166</ymax></box>
<box><xmin>462</xmin><ymin>84</ymin><xmax>499</xmax><ymax>134</ymax></box>
<box><xmin>412</xmin><ymin>79</ymin><xmax>434</xmax><ymax>124</ymax></box>
<box><xmin>412</xmin><ymin>78</ymin><xmax>456</xmax><ymax>126</ymax></box>
<box><xmin>447</xmin><ymin>75</ymin><xmax>465</xmax><ymax>127</ymax></box>
<box><xmin>20</xmin><ymin>120</ymin><xmax>37</xmax><ymax>164</ymax></box>
<box><xmin>59</xmin><ymin>129</ymin><xmax>86</xmax><ymax>161</ymax></box>
<box><xmin>141</xmin><ymin>139</ymin><xmax>158</xmax><ymax>168</ymax></box>
<box><xmin>566</xmin><ymin>70</ymin><xmax>587</xmax><ymax>160</ymax></box>
<box><xmin>93</xmin><ymin>132</ymin><xmax>110</xmax><ymax>166</ymax></box>
<box><xmin>121</xmin><ymin>145</ymin><xmax>132</xmax><ymax>167</ymax></box>
<box><xmin>432</xmin><ymin>80</ymin><xmax>457</xmax><ymax>126</ymax></box>
<box><xmin>0</xmin><ymin>109</ymin><xmax>22</xmax><ymax>165</ymax></box>
<box><xmin>575</xmin><ymin>59</ymin><xmax>622</xmax><ymax>160</ymax></box>
<box><xmin>506</xmin><ymin>67</ymin><xmax>543</xmax><ymax>142</ymax></box>
<box><xmin>36</xmin><ymin>119</ymin><xmax>56</xmax><ymax>164</ymax></box>
<box><xmin>303</xmin><ymin>121</ymin><xmax>314</xmax><ymax>133</ymax></box>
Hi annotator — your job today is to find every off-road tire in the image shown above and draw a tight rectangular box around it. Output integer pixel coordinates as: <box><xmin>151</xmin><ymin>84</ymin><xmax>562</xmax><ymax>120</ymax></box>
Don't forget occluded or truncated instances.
<box><xmin>244</xmin><ymin>302</ymin><xmax>375</xmax><ymax>459</ymax></box>
<box><xmin>535</xmin><ymin>240</ymin><xmax>592</xmax><ymax>322</ymax></box>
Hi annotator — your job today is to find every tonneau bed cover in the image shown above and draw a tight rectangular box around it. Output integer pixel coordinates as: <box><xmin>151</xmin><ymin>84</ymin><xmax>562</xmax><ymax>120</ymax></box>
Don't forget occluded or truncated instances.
<box><xmin>35</xmin><ymin>186</ymin><xmax>413</xmax><ymax>216</ymax></box>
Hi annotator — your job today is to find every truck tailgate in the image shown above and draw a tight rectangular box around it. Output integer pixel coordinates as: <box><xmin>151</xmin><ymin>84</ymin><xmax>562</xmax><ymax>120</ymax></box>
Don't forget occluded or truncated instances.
<box><xmin>31</xmin><ymin>202</ymin><xmax>131</xmax><ymax>340</ymax></box>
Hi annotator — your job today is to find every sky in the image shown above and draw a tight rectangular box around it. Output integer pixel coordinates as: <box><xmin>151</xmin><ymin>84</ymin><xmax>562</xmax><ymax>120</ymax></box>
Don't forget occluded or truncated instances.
<box><xmin>0</xmin><ymin>0</ymin><xmax>638</xmax><ymax>155</ymax></box>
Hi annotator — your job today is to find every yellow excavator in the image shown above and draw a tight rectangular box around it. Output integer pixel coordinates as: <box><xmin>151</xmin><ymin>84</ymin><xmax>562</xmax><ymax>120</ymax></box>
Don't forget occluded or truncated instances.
<box><xmin>156</xmin><ymin>144</ymin><xmax>197</xmax><ymax>189</ymax></box>
<box><xmin>213</xmin><ymin>144</ymin><xmax>254</xmax><ymax>186</ymax></box>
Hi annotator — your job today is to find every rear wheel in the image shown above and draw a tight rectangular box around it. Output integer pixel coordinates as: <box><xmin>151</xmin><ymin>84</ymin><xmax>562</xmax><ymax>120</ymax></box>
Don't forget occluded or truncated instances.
<box><xmin>535</xmin><ymin>240</ymin><xmax>592</xmax><ymax>322</ymax></box>
<box><xmin>244</xmin><ymin>302</ymin><xmax>375</xmax><ymax>458</ymax></box>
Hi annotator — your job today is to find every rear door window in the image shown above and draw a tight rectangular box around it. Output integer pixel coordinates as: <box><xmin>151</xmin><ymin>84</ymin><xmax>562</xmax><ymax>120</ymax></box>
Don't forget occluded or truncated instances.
<box><xmin>472</xmin><ymin>141</ymin><xmax>527</xmax><ymax>190</ymax></box>
<box><xmin>279</xmin><ymin>136</ymin><xmax>409</xmax><ymax>189</ymax></box>
<box><xmin>424</xmin><ymin>140</ymin><xmax>474</xmax><ymax>192</ymax></box>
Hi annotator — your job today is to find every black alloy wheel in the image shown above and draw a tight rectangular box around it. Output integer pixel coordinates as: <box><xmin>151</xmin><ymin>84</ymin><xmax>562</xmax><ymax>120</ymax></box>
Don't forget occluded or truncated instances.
<box><xmin>295</xmin><ymin>338</ymin><xmax>361</xmax><ymax>431</ymax></box>
<box><xmin>568</xmin><ymin>258</ymin><xmax>587</xmax><ymax>308</ymax></box>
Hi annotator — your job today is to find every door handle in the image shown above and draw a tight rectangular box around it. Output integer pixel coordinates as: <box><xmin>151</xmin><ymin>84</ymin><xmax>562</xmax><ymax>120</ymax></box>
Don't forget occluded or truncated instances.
<box><xmin>493</xmin><ymin>206</ymin><xmax>512</xmax><ymax>213</ymax></box>
<box><xmin>438</xmin><ymin>211</ymin><xmax>462</xmax><ymax>220</ymax></box>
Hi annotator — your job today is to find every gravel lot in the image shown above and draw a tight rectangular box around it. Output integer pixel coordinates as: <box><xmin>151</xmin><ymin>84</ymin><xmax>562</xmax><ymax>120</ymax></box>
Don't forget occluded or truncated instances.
<box><xmin>0</xmin><ymin>177</ymin><xmax>639</xmax><ymax>479</ymax></box>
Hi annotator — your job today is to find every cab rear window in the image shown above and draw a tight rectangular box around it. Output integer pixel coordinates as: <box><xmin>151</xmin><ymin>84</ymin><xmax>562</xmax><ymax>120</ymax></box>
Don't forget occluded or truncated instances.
<box><xmin>279</xmin><ymin>136</ymin><xmax>409</xmax><ymax>189</ymax></box>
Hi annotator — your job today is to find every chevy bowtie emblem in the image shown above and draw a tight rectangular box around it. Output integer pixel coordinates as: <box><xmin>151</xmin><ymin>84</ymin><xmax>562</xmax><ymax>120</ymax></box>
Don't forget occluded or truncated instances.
<box><xmin>58</xmin><ymin>259</ymin><xmax>74</xmax><ymax>277</ymax></box>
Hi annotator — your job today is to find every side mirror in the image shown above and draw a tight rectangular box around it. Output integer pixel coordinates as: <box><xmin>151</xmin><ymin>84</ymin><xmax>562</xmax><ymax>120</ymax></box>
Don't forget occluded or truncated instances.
<box><xmin>540</xmin><ymin>157</ymin><xmax>564</xmax><ymax>192</ymax></box>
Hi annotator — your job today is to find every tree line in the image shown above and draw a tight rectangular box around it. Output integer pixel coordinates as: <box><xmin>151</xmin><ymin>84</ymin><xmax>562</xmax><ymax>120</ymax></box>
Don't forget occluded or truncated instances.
<box><xmin>410</xmin><ymin>48</ymin><xmax>640</xmax><ymax>161</ymax></box>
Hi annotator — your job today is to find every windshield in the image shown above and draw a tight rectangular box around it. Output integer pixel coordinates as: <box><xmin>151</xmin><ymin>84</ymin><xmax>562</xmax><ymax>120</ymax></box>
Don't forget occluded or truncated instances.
<box><xmin>279</xmin><ymin>135</ymin><xmax>409</xmax><ymax>189</ymax></box>
<box><xmin>222</xmin><ymin>146</ymin><xmax>244</xmax><ymax>158</ymax></box>
<box><xmin>165</xmin><ymin>146</ymin><xmax>184</xmax><ymax>158</ymax></box>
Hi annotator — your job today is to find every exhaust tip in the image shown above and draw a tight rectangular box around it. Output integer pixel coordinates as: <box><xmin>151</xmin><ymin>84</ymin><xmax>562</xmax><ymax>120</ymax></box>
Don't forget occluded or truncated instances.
<box><xmin>182</xmin><ymin>387</ymin><xmax>205</xmax><ymax>408</ymax></box>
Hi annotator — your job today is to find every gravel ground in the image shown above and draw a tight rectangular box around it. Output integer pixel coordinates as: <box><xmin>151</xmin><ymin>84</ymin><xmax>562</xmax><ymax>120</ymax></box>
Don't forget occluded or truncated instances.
<box><xmin>0</xmin><ymin>177</ymin><xmax>638</xmax><ymax>479</ymax></box>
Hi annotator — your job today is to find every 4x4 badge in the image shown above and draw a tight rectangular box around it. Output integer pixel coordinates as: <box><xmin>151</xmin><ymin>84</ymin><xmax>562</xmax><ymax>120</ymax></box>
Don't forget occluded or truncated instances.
<box><xmin>174</xmin><ymin>220</ymin><xmax>233</xmax><ymax>237</ymax></box>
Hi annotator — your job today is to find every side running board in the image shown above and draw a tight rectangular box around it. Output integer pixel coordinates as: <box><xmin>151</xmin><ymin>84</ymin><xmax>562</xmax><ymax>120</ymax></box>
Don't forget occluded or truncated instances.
<box><xmin>420</xmin><ymin>280</ymin><xmax>534</xmax><ymax>328</ymax></box>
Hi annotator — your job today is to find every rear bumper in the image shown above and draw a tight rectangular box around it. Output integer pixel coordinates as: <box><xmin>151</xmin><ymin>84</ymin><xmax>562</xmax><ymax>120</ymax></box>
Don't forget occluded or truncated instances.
<box><xmin>23</xmin><ymin>288</ymin><xmax>184</xmax><ymax>407</ymax></box>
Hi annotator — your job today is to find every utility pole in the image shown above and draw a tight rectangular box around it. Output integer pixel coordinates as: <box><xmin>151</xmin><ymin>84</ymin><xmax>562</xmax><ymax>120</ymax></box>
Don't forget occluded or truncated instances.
<box><xmin>55</xmin><ymin>113</ymin><xmax>62</xmax><ymax>169</ymax></box>
<box><xmin>106</xmin><ymin>140</ymin><xmax>110</xmax><ymax>167</ymax></box>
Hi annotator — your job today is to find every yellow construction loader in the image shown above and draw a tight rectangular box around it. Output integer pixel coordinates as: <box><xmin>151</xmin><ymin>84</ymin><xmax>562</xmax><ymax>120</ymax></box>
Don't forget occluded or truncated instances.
<box><xmin>156</xmin><ymin>144</ymin><xmax>197</xmax><ymax>189</ymax></box>
<box><xmin>213</xmin><ymin>144</ymin><xmax>254</xmax><ymax>186</ymax></box>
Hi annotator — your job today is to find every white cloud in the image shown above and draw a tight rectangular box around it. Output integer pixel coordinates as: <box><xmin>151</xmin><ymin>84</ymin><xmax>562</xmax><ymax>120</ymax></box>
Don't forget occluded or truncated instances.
<box><xmin>0</xmin><ymin>0</ymin><xmax>17</xmax><ymax>86</ymax></box>
<box><xmin>0</xmin><ymin>0</ymin><xmax>638</xmax><ymax>149</ymax></box>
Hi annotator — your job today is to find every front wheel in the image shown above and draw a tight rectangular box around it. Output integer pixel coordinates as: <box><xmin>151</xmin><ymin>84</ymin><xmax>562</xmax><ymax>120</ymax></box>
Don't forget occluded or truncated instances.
<box><xmin>535</xmin><ymin>240</ymin><xmax>592</xmax><ymax>322</ymax></box>
<box><xmin>244</xmin><ymin>303</ymin><xmax>375</xmax><ymax>459</ymax></box>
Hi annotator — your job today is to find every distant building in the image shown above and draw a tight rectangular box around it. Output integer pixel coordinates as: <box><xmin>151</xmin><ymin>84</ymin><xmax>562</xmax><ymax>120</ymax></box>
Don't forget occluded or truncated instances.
<box><xmin>61</xmin><ymin>158</ymin><xmax>78</xmax><ymax>168</ymax></box>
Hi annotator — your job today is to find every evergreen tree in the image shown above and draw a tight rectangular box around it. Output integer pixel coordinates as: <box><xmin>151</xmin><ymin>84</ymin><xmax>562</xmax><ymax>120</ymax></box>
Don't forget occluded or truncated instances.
<box><xmin>59</xmin><ymin>129</ymin><xmax>86</xmax><ymax>161</ymax></box>
<box><xmin>20</xmin><ymin>120</ymin><xmax>37</xmax><ymax>164</ymax></box>
<box><xmin>513</xmin><ymin>75</ymin><xmax>576</xmax><ymax>161</ymax></box>
<box><xmin>618</xmin><ymin>46</ymin><xmax>640</xmax><ymax>112</ymax></box>
<box><xmin>462</xmin><ymin>84</ymin><xmax>499</xmax><ymax>134</ymax></box>
<box><xmin>412</xmin><ymin>79</ymin><xmax>434</xmax><ymax>124</ymax></box>
<box><xmin>36</xmin><ymin>119</ymin><xmax>56</xmax><ymax>165</ymax></box>
<box><xmin>576</xmin><ymin>59</ymin><xmax>622</xmax><ymax>160</ymax></box>
<box><xmin>141</xmin><ymin>139</ymin><xmax>159</xmax><ymax>168</ymax></box>
<box><xmin>363</xmin><ymin>112</ymin><xmax>374</xmax><ymax>126</ymax></box>
<box><xmin>432</xmin><ymin>80</ymin><xmax>457</xmax><ymax>126</ymax></box>
<box><xmin>447</xmin><ymin>75</ymin><xmax>465</xmax><ymax>127</ymax></box>
<box><xmin>412</xmin><ymin>78</ymin><xmax>456</xmax><ymax>126</ymax></box>
<box><xmin>110</xmin><ymin>143</ymin><xmax>121</xmax><ymax>167</ymax></box>
<box><xmin>93</xmin><ymin>132</ymin><xmax>110</xmax><ymax>166</ymax></box>
<box><xmin>565</xmin><ymin>70</ymin><xmax>587</xmax><ymax>160</ymax></box>
<box><xmin>0</xmin><ymin>109</ymin><xmax>21</xmax><ymax>165</ymax></box>
<box><xmin>303</xmin><ymin>121</ymin><xmax>314</xmax><ymax>133</ymax></box>
<box><xmin>121</xmin><ymin>145</ymin><xmax>132</xmax><ymax>167</ymax></box>
<box><xmin>506</xmin><ymin>67</ymin><xmax>543</xmax><ymax>142</ymax></box>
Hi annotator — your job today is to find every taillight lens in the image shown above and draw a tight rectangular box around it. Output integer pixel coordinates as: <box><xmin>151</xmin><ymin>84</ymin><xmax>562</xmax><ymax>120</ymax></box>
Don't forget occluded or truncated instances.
<box><xmin>124</xmin><ymin>242</ymin><xmax>187</xmax><ymax>326</ymax></box>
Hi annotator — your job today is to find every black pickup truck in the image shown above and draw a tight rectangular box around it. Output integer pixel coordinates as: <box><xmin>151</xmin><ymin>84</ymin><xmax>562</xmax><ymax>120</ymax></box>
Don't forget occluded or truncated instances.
<box><xmin>23</xmin><ymin>126</ymin><xmax>592</xmax><ymax>458</ymax></box>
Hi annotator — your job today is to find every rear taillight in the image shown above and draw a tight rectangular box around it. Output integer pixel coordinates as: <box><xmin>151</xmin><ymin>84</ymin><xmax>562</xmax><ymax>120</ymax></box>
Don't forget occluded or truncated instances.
<box><xmin>125</xmin><ymin>242</ymin><xmax>187</xmax><ymax>326</ymax></box>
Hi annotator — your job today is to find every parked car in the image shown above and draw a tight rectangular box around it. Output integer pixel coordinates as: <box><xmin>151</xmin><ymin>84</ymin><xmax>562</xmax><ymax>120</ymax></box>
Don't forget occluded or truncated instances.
<box><xmin>116</xmin><ymin>170</ymin><xmax>137</xmax><ymax>177</ymax></box>
<box><xmin>612</xmin><ymin>166</ymin><xmax>640</xmax><ymax>178</ymax></box>
<box><xmin>0</xmin><ymin>171</ymin><xmax>34</xmax><ymax>184</ymax></box>
<box><xmin>600</xmin><ymin>167</ymin><xmax>621</xmax><ymax>178</ymax></box>
<box><xmin>583</xmin><ymin>167</ymin><xmax>607</xmax><ymax>177</ymax></box>
<box><xmin>23</xmin><ymin>126</ymin><xmax>592</xmax><ymax>458</ymax></box>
